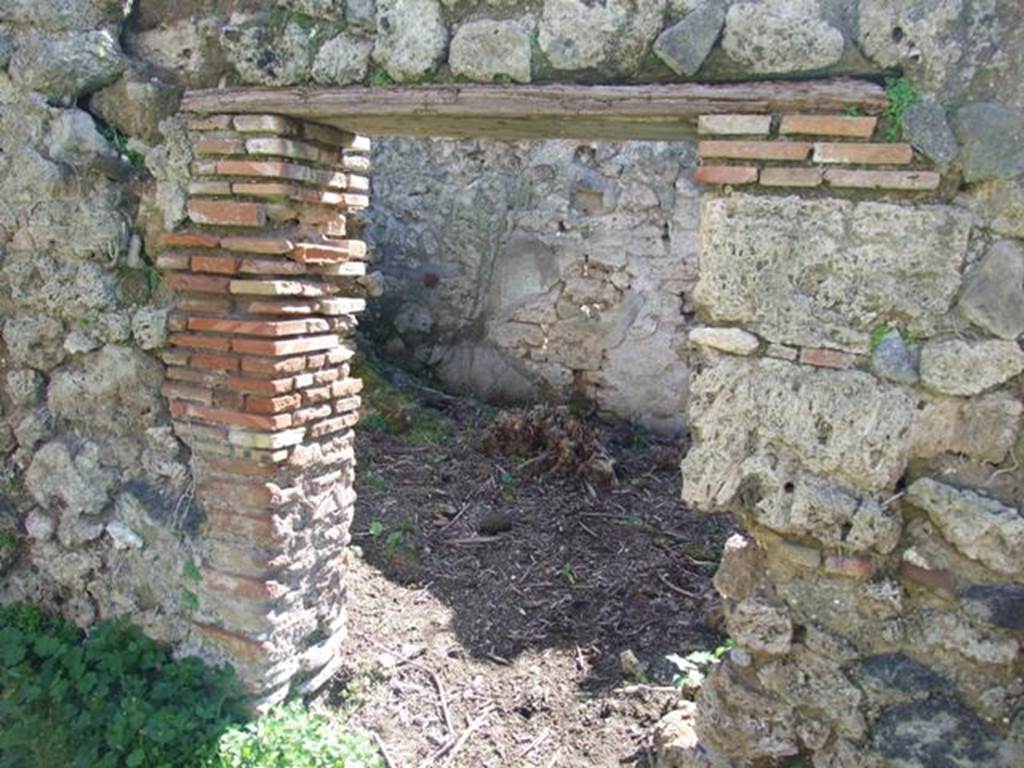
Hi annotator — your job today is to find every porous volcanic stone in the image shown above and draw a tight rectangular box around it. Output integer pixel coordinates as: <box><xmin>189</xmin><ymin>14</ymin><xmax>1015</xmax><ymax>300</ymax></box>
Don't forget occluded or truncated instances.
<box><xmin>958</xmin><ymin>240</ymin><xmax>1024</xmax><ymax>340</ymax></box>
<box><xmin>449</xmin><ymin>19</ymin><xmax>532</xmax><ymax>84</ymax></box>
<box><xmin>695</xmin><ymin>195</ymin><xmax>970</xmax><ymax>353</ymax></box>
<box><xmin>906</xmin><ymin>478</ymin><xmax>1024</xmax><ymax>575</ymax></box>
<box><xmin>919</xmin><ymin>339</ymin><xmax>1024</xmax><ymax>396</ymax></box>
<box><xmin>722</xmin><ymin>0</ymin><xmax>844</xmax><ymax>75</ymax></box>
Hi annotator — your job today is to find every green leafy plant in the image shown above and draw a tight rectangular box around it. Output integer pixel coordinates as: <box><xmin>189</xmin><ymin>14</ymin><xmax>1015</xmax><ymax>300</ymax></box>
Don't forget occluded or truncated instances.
<box><xmin>0</xmin><ymin>528</ymin><xmax>16</xmax><ymax>551</ymax></box>
<box><xmin>844</xmin><ymin>105</ymin><xmax>862</xmax><ymax>117</ymax></box>
<box><xmin>209</xmin><ymin>702</ymin><xmax>383</xmax><ymax>768</ymax></box>
<box><xmin>666</xmin><ymin>640</ymin><xmax>733</xmax><ymax>690</ymax></box>
<box><xmin>367</xmin><ymin>69</ymin><xmax>395</xmax><ymax>87</ymax></box>
<box><xmin>184</xmin><ymin>559</ymin><xmax>203</xmax><ymax>583</ymax></box>
<box><xmin>368</xmin><ymin>519</ymin><xmax>385</xmax><ymax>538</ymax></box>
<box><xmin>97</xmin><ymin>123</ymin><xmax>146</xmax><ymax>170</ymax></box>
<box><xmin>559</xmin><ymin>562</ymin><xmax>578</xmax><ymax>587</ymax></box>
<box><xmin>882</xmin><ymin>77</ymin><xmax>919</xmax><ymax>141</ymax></box>
<box><xmin>0</xmin><ymin>603</ymin><xmax>247</xmax><ymax>768</ymax></box>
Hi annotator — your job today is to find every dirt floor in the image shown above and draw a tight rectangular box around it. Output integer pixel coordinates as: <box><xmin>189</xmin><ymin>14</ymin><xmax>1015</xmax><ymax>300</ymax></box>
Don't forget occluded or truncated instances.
<box><xmin>314</xmin><ymin>372</ymin><xmax>733</xmax><ymax>767</ymax></box>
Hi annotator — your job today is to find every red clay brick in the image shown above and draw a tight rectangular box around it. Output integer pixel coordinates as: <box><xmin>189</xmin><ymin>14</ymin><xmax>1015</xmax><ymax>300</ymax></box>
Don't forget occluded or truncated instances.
<box><xmin>232</xmin><ymin>181</ymin><xmax>296</xmax><ymax>198</ymax></box>
<box><xmin>698</xmin><ymin>140</ymin><xmax>812</xmax><ymax>161</ymax></box>
<box><xmin>232</xmin><ymin>114</ymin><xmax>298</xmax><ymax>135</ymax></box>
<box><xmin>759</xmin><ymin>167</ymin><xmax>823</xmax><ymax>188</ymax></box>
<box><xmin>326</xmin><ymin>347</ymin><xmax>355</xmax><ymax>365</ymax></box>
<box><xmin>160</xmin><ymin>232</ymin><xmax>220</xmax><ymax>249</ymax></box>
<box><xmin>303</xmin><ymin>385</ymin><xmax>333</xmax><ymax>404</ymax></box>
<box><xmin>780</xmin><ymin>114</ymin><xmax>878</xmax><ymax>138</ymax></box>
<box><xmin>164</xmin><ymin>273</ymin><xmax>231</xmax><ymax>294</ymax></box>
<box><xmin>245</xmin><ymin>137</ymin><xmax>328</xmax><ymax>164</ymax></box>
<box><xmin>900</xmin><ymin>561</ymin><xmax>955</xmax><ymax>596</ymax></box>
<box><xmin>172</xmin><ymin>419</ymin><xmax>228</xmax><ymax>444</ymax></box>
<box><xmin>333</xmin><ymin>395</ymin><xmax>361</xmax><ymax>414</ymax></box>
<box><xmin>168</xmin><ymin>333</ymin><xmax>231</xmax><ymax>351</ymax></box>
<box><xmin>202</xmin><ymin>510</ymin><xmax>278</xmax><ymax>546</ymax></box>
<box><xmin>241</xmin><ymin>355</ymin><xmax>308</xmax><ymax>375</ymax></box>
<box><xmin>800</xmin><ymin>348</ymin><xmax>858</xmax><ymax>369</ymax></box>
<box><xmin>212</xmin><ymin>389</ymin><xmax>245</xmax><ymax>410</ymax></box>
<box><xmin>331</xmin><ymin>378</ymin><xmax>364</xmax><ymax>398</ymax></box>
<box><xmin>196</xmin><ymin>136</ymin><xmax>246</xmax><ymax>155</ymax></box>
<box><xmin>201</xmin><ymin>568</ymin><xmax>279</xmax><ymax>601</ymax></box>
<box><xmin>216</xmin><ymin>159</ymin><xmax>311</xmax><ymax>183</ymax></box>
<box><xmin>226</xmin><ymin>375</ymin><xmax>295</xmax><ymax>394</ymax></box>
<box><xmin>177</xmin><ymin>296</ymin><xmax>233</xmax><ymax>314</ymax></box>
<box><xmin>813</xmin><ymin>142</ymin><xmax>913</xmax><ymax>165</ymax></box>
<box><xmin>220</xmin><ymin>236</ymin><xmax>295</xmax><ymax>255</ymax></box>
<box><xmin>239</xmin><ymin>259</ymin><xmax>307</xmax><ymax>276</ymax></box>
<box><xmin>339</xmin><ymin>193</ymin><xmax>370</xmax><ymax>209</ymax></box>
<box><xmin>166</xmin><ymin>367</ymin><xmax>226</xmax><ymax>387</ymax></box>
<box><xmin>823</xmin><ymin>169</ymin><xmax>941</xmax><ymax>191</ymax></box>
<box><xmin>191</xmin><ymin>353</ymin><xmax>240</xmax><ymax>372</ymax></box>
<box><xmin>292</xmin><ymin>404</ymin><xmax>333</xmax><ymax>425</ymax></box>
<box><xmin>292</xmin><ymin>241</ymin><xmax>366</xmax><ymax>264</ymax></box>
<box><xmin>697</xmin><ymin>114</ymin><xmax>772</xmax><ymax>136</ymax></box>
<box><xmin>189</xmin><ymin>317</ymin><xmax>312</xmax><ymax>337</ymax></box>
<box><xmin>161</xmin><ymin>381</ymin><xmax>213</xmax><ymax>404</ymax></box>
<box><xmin>313</xmin><ymin>368</ymin><xmax>340</xmax><ymax>385</ymax></box>
<box><xmin>193</xmin><ymin>622</ymin><xmax>273</xmax><ymax>663</ymax></box>
<box><xmin>823</xmin><ymin>554</ymin><xmax>877</xmax><ymax>580</ymax></box>
<box><xmin>155</xmin><ymin>253</ymin><xmax>190</xmax><ymax>271</ymax></box>
<box><xmin>188</xmin><ymin>180</ymin><xmax>232</xmax><ymax>196</ymax></box>
<box><xmin>308</xmin><ymin>413</ymin><xmax>359</xmax><ymax>438</ymax></box>
<box><xmin>232</xmin><ymin>334</ymin><xmax>339</xmax><ymax>357</ymax></box>
<box><xmin>694</xmin><ymin>165</ymin><xmax>758</xmax><ymax>185</ymax></box>
<box><xmin>187</xmin><ymin>199</ymin><xmax>266</xmax><ymax>228</ymax></box>
<box><xmin>187</xmin><ymin>115</ymin><xmax>233</xmax><ymax>131</ymax></box>
<box><xmin>246</xmin><ymin>394</ymin><xmax>302</xmax><ymax>414</ymax></box>
<box><xmin>186</xmin><ymin>403</ymin><xmax>293</xmax><ymax>430</ymax></box>
<box><xmin>191</xmin><ymin>159</ymin><xmax>219</xmax><ymax>175</ymax></box>
<box><xmin>191</xmin><ymin>254</ymin><xmax>241</xmax><ymax>274</ymax></box>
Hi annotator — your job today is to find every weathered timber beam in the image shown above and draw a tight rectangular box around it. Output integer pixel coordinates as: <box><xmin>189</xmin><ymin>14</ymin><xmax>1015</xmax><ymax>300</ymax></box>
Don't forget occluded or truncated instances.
<box><xmin>181</xmin><ymin>79</ymin><xmax>887</xmax><ymax>141</ymax></box>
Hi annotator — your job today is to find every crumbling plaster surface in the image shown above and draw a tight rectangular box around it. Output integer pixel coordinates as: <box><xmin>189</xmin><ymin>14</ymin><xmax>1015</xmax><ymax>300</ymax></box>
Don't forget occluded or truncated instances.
<box><xmin>366</xmin><ymin>138</ymin><xmax>699</xmax><ymax>434</ymax></box>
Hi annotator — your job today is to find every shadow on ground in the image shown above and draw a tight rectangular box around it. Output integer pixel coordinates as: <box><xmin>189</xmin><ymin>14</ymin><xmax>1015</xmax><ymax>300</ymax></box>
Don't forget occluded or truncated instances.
<box><xmin>318</xmin><ymin>380</ymin><xmax>733</xmax><ymax>767</ymax></box>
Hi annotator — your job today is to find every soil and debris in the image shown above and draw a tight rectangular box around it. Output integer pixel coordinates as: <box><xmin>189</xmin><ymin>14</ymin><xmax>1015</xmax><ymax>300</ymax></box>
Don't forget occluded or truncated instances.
<box><xmin>313</xmin><ymin>364</ymin><xmax>734</xmax><ymax>767</ymax></box>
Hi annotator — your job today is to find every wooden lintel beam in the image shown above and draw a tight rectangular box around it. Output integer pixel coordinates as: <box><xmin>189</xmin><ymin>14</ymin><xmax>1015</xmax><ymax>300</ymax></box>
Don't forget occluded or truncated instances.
<box><xmin>182</xmin><ymin>79</ymin><xmax>887</xmax><ymax>141</ymax></box>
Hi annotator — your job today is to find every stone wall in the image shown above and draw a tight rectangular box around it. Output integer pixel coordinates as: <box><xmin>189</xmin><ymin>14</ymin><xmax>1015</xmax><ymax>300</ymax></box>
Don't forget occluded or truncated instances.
<box><xmin>366</xmin><ymin>137</ymin><xmax>699</xmax><ymax>433</ymax></box>
<box><xmin>667</xmin><ymin>109</ymin><xmax>1024</xmax><ymax>766</ymax></box>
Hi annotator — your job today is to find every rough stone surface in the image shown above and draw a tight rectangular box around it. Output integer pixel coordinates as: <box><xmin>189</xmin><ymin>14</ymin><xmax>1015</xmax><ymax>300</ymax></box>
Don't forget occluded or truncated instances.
<box><xmin>89</xmin><ymin>68</ymin><xmax>181</xmax><ymax>146</ymax></box>
<box><xmin>311</xmin><ymin>32</ymin><xmax>374</xmax><ymax>85</ymax></box>
<box><xmin>958</xmin><ymin>240</ymin><xmax>1024</xmax><ymax>340</ymax></box>
<box><xmin>538</xmin><ymin>0</ymin><xmax>667</xmax><ymax>76</ymax></box>
<box><xmin>449</xmin><ymin>19</ymin><xmax>532</xmax><ymax>84</ymax></box>
<box><xmin>906</xmin><ymin>478</ymin><xmax>1024</xmax><ymax>576</ymax></box>
<box><xmin>722</xmin><ymin>0</ymin><xmax>844</xmax><ymax>75</ymax></box>
<box><xmin>9</xmin><ymin>29</ymin><xmax>127</xmax><ymax>99</ymax></box>
<box><xmin>47</xmin><ymin>345</ymin><xmax>165</xmax><ymax>437</ymax></box>
<box><xmin>688</xmin><ymin>327</ymin><xmax>759</xmax><ymax>356</ymax></box>
<box><xmin>910</xmin><ymin>393</ymin><xmax>1023</xmax><ymax>465</ymax></box>
<box><xmin>919</xmin><ymin>339</ymin><xmax>1024</xmax><ymax>396</ymax></box>
<box><xmin>872</xmin><ymin>698</ymin><xmax>1007</xmax><ymax>768</ymax></box>
<box><xmin>25</xmin><ymin>440</ymin><xmax>116</xmax><ymax>517</ymax></box>
<box><xmin>2</xmin><ymin>314</ymin><xmax>66</xmax><ymax>371</ymax></box>
<box><xmin>962</xmin><ymin>177</ymin><xmax>1024</xmax><ymax>239</ymax></box>
<box><xmin>954</xmin><ymin>102</ymin><xmax>1024</xmax><ymax>183</ymax></box>
<box><xmin>0</xmin><ymin>0</ymin><xmax>126</xmax><ymax>32</ymax></box>
<box><xmin>221</xmin><ymin>20</ymin><xmax>313</xmax><ymax>86</ymax></box>
<box><xmin>870</xmin><ymin>328</ymin><xmax>918</xmax><ymax>386</ymax></box>
<box><xmin>682</xmin><ymin>358</ymin><xmax>916</xmax><ymax>503</ymax></box>
<box><xmin>902</xmin><ymin>98</ymin><xmax>959</xmax><ymax>168</ymax></box>
<box><xmin>372</xmin><ymin>0</ymin><xmax>447</xmax><ymax>82</ymax></box>
<box><xmin>962</xmin><ymin>584</ymin><xmax>1024</xmax><ymax>631</ymax></box>
<box><xmin>695</xmin><ymin>195</ymin><xmax>971</xmax><ymax>353</ymax></box>
<box><xmin>858</xmin><ymin>0</ymin><xmax>1024</xmax><ymax>109</ymax></box>
<box><xmin>653</xmin><ymin>1</ymin><xmax>725</xmax><ymax>77</ymax></box>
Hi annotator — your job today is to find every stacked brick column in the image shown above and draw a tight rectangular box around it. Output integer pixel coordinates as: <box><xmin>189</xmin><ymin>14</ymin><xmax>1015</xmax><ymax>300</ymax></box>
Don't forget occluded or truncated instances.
<box><xmin>156</xmin><ymin>113</ymin><xmax>370</xmax><ymax>702</ymax></box>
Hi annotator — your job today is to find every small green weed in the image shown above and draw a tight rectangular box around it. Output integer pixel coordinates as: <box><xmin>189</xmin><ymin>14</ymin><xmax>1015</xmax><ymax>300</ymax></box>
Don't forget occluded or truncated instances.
<box><xmin>368</xmin><ymin>519</ymin><xmax>386</xmax><ymax>538</ymax></box>
<box><xmin>97</xmin><ymin>123</ymin><xmax>146</xmax><ymax>170</ymax></box>
<box><xmin>362</xmin><ymin>472</ymin><xmax>388</xmax><ymax>491</ymax></box>
<box><xmin>184</xmin><ymin>558</ymin><xmax>203</xmax><ymax>583</ymax></box>
<box><xmin>844</xmin><ymin>105</ymin><xmax>862</xmax><ymax>117</ymax></box>
<box><xmin>559</xmin><ymin>562</ymin><xmax>578</xmax><ymax>587</ymax></box>
<box><xmin>0</xmin><ymin>528</ymin><xmax>16</xmax><ymax>551</ymax></box>
<box><xmin>882</xmin><ymin>77</ymin><xmax>919</xmax><ymax>141</ymax></box>
<box><xmin>666</xmin><ymin>639</ymin><xmax>733</xmax><ymax>690</ymax></box>
<box><xmin>368</xmin><ymin>69</ymin><xmax>395</xmax><ymax>87</ymax></box>
<box><xmin>870</xmin><ymin>323</ymin><xmax>916</xmax><ymax>351</ymax></box>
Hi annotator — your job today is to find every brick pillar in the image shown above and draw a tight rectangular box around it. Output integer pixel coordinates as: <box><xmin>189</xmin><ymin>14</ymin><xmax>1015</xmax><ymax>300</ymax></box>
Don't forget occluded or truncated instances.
<box><xmin>156</xmin><ymin>113</ymin><xmax>370</xmax><ymax>703</ymax></box>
